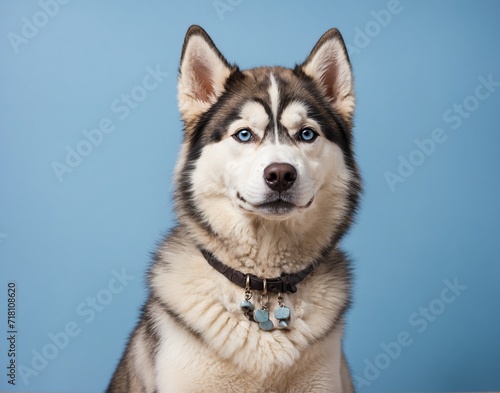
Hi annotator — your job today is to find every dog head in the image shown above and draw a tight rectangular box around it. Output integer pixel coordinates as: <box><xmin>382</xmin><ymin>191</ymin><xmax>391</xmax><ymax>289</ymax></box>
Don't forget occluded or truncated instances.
<box><xmin>175</xmin><ymin>25</ymin><xmax>360</xmax><ymax>253</ymax></box>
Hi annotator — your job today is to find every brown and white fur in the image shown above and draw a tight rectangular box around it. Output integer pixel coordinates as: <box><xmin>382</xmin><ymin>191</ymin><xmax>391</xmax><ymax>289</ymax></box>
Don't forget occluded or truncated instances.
<box><xmin>107</xmin><ymin>25</ymin><xmax>361</xmax><ymax>393</ymax></box>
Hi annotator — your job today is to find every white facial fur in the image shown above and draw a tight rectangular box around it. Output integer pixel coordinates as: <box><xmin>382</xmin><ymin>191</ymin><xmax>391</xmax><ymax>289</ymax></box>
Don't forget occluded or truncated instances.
<box><xmin>228</xmin><ymin>101</ymin><xmax>321</xmax><ymax>213</ymax></box>
<box><xmin>190</xmin><ymin>92</ymin><xmax>349</xmax><ymax>223</ymax></box>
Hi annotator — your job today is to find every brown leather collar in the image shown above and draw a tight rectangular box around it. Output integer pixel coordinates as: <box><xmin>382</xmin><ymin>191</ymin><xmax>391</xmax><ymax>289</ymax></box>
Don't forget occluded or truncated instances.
<box><xmin>199</xmin><ymin>248</ymin><xmax>317</xmax><ymax>294</ymax></box>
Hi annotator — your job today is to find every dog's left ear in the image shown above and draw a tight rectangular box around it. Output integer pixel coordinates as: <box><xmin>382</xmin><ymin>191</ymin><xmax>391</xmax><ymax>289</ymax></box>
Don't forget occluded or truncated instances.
<box><xmin>178</xmin><ymin>25</ymin><xmax>234</xmax><ymax>125</ymax></box>
<box><xmin>298</xmin><ymin>29</ymin><xmax>355</xmax><ymax>124</ymax></box>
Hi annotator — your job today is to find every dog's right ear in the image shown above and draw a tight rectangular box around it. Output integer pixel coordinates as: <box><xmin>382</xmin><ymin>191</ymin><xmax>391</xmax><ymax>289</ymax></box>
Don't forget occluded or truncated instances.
<box><xmin>178</xmin><ymin>25</ymin><xmax>234</xmax><ymax>125</ymax></box>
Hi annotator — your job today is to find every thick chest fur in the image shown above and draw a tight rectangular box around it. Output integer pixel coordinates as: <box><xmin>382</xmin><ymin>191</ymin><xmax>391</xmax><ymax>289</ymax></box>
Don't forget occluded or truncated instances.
<box><xmin>155</xmin><ymin>319</ymin><xmax>345</xmax><ymax>392</ymax></box>
<box><xmin>143</xmin><ymin>231</ymin><xmax>352</xmax><ymax>392</ymax></box>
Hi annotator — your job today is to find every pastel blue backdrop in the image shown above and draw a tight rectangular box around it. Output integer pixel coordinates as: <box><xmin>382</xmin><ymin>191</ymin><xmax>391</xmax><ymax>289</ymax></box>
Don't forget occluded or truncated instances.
<box><xmin>1</xmin><ymin>1</ymin><xmax>499</xmax><ymax>392</ymax></box>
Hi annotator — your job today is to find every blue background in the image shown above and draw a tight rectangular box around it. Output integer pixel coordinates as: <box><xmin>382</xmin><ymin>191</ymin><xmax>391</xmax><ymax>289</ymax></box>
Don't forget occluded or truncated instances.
<box><xmin>1</xmin><ymin>1</ymin><xmax>499</xmax><ymax>392</ymax></box>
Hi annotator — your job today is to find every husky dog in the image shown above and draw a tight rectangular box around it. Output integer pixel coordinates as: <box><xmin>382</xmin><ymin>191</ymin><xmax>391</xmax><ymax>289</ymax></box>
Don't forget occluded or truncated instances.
<box><xmin>107</xmin><ymin>25</ymin><xmax>361</xmax><ymax>393</ymax></box>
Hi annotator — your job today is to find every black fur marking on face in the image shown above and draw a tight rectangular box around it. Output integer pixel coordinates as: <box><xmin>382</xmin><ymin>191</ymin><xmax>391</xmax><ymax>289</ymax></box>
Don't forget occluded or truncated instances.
<box><xmin>177</xmin><ymin>111</ymin><xmax>214</xmax><ymax>234</ymax></box>
<box><xmin>292</xmin><ymin>67</ymin><xmax>359</xmax><ymax>182</ymax></box>
<box><xmin>176</xmin><ymin>73</ymin><xmax>247</xmax><ymax>235</ymax></box>
<box><xmin>259</xmin><ymin>72</ymin><xmax>351</xmax><ymax>152</ymax></box>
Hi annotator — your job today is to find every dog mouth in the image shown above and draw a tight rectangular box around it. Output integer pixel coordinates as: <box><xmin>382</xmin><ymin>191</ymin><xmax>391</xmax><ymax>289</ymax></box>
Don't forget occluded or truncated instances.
<box><xmin>236</xmin><ymin>192</ymin><xmax>314</xmax><ymax>216</ymax></box>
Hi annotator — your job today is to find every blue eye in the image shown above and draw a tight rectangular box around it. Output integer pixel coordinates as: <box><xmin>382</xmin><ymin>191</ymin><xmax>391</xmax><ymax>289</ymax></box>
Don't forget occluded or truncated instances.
<box><xmin>298</xmin><ymin>128</ymin><xmax>318</xmax><ymax>142</ymax></box>
<box><xmin>234</xmin><ymin>129</ymin><xmax>253</xmax><ymax>143</ymax></box>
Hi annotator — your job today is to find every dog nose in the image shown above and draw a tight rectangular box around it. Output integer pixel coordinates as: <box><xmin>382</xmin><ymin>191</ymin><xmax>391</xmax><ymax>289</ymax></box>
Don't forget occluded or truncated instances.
<box><xmin>263</xmin><ymin>163</ymin><xmax>297</xmax><ymax>192</ymax></box>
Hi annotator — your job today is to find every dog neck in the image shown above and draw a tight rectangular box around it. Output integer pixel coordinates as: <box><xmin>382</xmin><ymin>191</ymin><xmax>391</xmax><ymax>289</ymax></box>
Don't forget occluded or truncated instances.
<box><xmin>199</xmin><ymin>248</ymin><xmax>318</xmax><ymax>294</ymax></box>
<box><xmin>182</xmin><ymin>209</ymin><xmax>338</xmax><ymax>278</ymax></box>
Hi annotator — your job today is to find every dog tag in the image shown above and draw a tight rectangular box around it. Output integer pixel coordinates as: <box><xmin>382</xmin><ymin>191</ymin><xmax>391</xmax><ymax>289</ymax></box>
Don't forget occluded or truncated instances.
<box><xmin>259</xmin><ymin>319</ymin><xmax>274</xmax><ymax>331</ymax></box>
<box><xmin>253</xmin><ymin>309</ymin><xmax>269</xmax><ymax>323</ymax></box>
<box><xmin>278</xmin><ymin>320</ymin><xmax>289</xmax><ymax>329</ymax></box>
<box><xmin>239</xmin><ymin>299</ymin><xmax>254</xmax><ymax>312</ymax></box>
<box><xmin>274</xmin><ymin>306</ymin><xmax>290</xmax><ymax>320</ymax></box>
